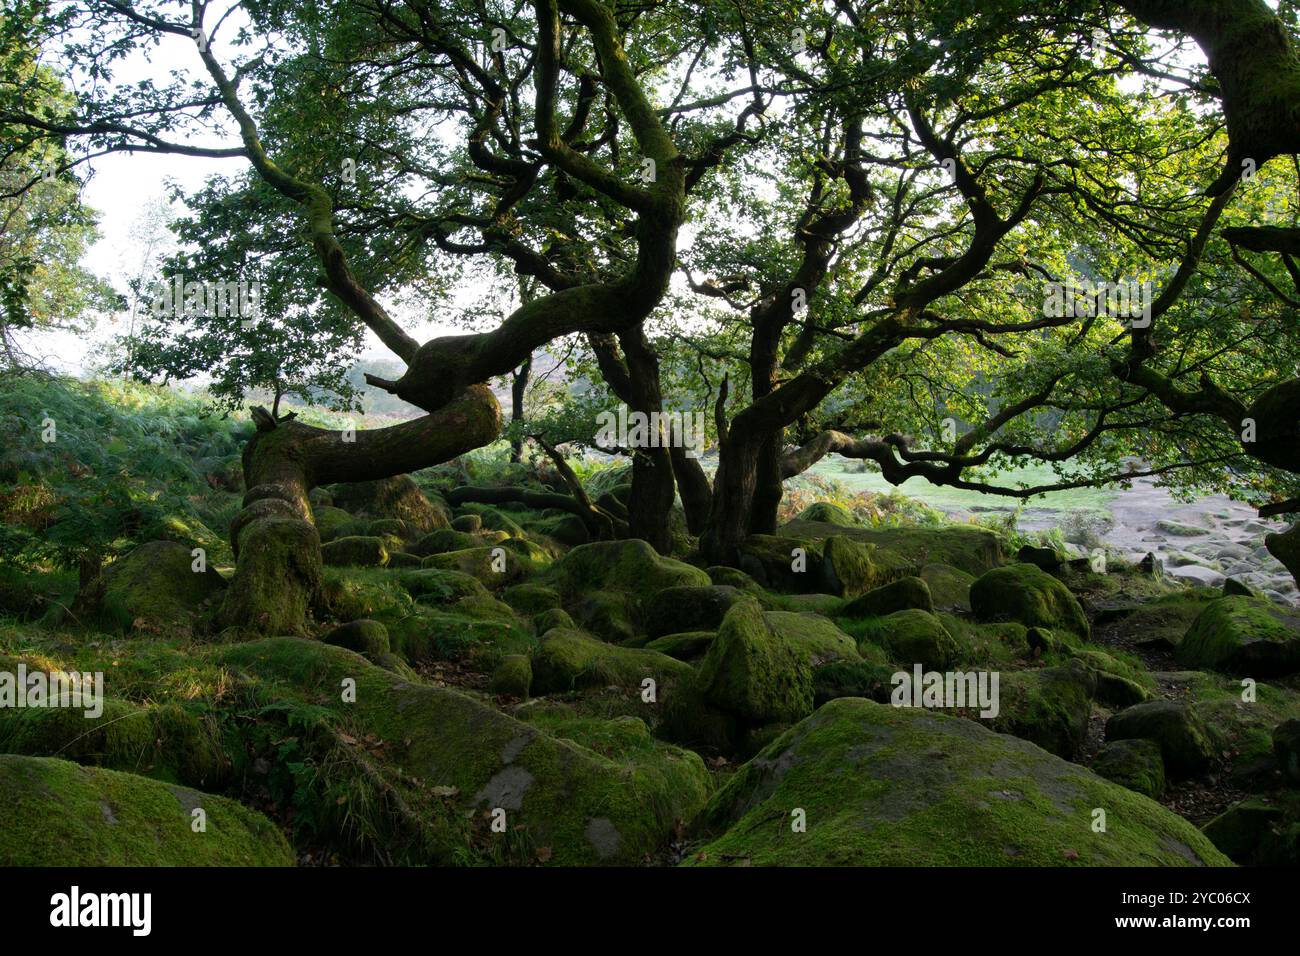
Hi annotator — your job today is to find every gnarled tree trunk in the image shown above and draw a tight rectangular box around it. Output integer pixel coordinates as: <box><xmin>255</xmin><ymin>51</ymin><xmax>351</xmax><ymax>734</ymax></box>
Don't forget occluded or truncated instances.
<box><xmin>217</xmin><ymin>385</ymin><xmax>501</xmax><ymax>635</ymax></box>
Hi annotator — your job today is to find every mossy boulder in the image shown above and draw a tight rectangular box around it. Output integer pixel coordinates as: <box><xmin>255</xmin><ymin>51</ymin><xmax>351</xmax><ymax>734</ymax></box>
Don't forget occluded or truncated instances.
<box><xmin>491</xmin><ymin>654</ymin><xmax>533</xmax><ymax>698</ymax></box>
<box><xmin>696</xmin><ymin>602</ymin><xmax>860</xmax><ymax>726</ymax></box>
<box><xmin>531</xmin><ymin>628</ymin><xmax>693</xmax><ymax>695</ymax></box>
<box><xmin>535</xmin><ymin>607</ymin><xmax>577</xmax><ymax>632</ymax></box>
<box><xmin>318</xmin><ymin>567</ymin><xmax>414</xmax><ymax>621</ymax></box>
<box><xmin>992</xmin><ymin>661</ymin><xmax>1096</xmax><ymax>760</ymax></box>
<box><xmin>738</xmin><ymin>534</ymin><xmax>901</xmax><ymax>597</ymax></box>
<box><xmin>423</xmin><ymin>546</ymin><xmax>526</xmax><ymax>585</ymax></box>
<box><xmin>570</xmin><ymin>589</ymin><xmax>637</xmax><ymax>644</ymax></box>
<box><xmin>1176</xmin><ymin>596</ymin><xmax>1300</xmax><ymax>676</ymax></box>
<box><xmin>840</xmin><ymin>576</ymin><xmax>933</xmax><ymax>618</ymax></box>
<box><xmin>796</xmin><ymin>502</ymin><xmax>860</xmax><ymax>526</ymax></box>
<box><xmin>452</xmin><ymin>514</ymin><xmax>483</xmax><ymax>533</ymax></box>
<box><xmin>549</xmin><ymin>539</ymin><xmax>710</xmax><ymax>598</ymax></box>
<box><xmin>811</xmin><ymin>650</ymin><xmax>896</xmax><ymax>707</ymax></box>
<box><xmin>685</xmin><ymin>698</ymin><xmax>1229</xmax><ymax>866</ymax></box>
<box><xmin>321</xmin><ymin>535</ymin><xmax>389</xmax><ymax>568</ymax></box>
<box><xmin>322</xmin><ymin>619</ymin><xmax>390</xmax><ymax>656</ymax></box>
<box><xmin>458</xmin><ymin>503</ymin><xmax>526</xmax><ymax>537</ymax></box>
<box><xmin>0</xmin><ymin>754</ymin><xmax>292</xmax><ymax>865</ymax></box>
<box><xmin>706</xmin><ymin>566</ymin><xmax>764</xmax><ymax>592</ymax></box>
<box><xmin>411</xmin><ymin>528</ymin><xmax>479</xmax><ymax>557</ymax></box>
<box><xmin>329</xmin><ymin>475</ymin><xmax>450</xmax><ymax>534</ymax></box>
<box><xmin>777</xmin><ymin>522</ymin><xmax>1002</xmax><ymax>577</ymax></box>
<box><xmin>503</xmin><ymin>583</ymin><xmax>562</xmax><ymax>616</ymax></box>
<box><xmin>1201</xmin><ymin>798</ymin><xmax>1285</xmax><ymax>864</ymax></box>
<box><xmin>644</xmin><ymin>585</ymin><xmax>743</xmax><ymax>638</ymax></box>
<box><xmin>215</xmin><ymin>638</ymin><xmax>709</xmax><ymax>865</ymax></box>
<box><xmin>971</xmin><ymin>563</ymin><xmax>1090</xmax><ymax>639</ymax></box>
<box><xmin>398</xmin><ymin>568</ymin><xmax>490</xmax><ymax>605</ymax></box>
<box><xmin>1091</xmin><ymin>739</ymin><xmax>1166</xmax><ymax>799</ymax></box>
<box><xmin>1106</xmin><ymin>700</ymin><xmax>1216</xmax><ymax>777</ymax></box>
<box><xmin>872</xmin><ymin>609</ymin><xmax>960</xmax><ymax>671</ymax></box>
<box><xmin>101</xmin><ymin>540</ymin><xmax>227</xmax><ymax>633</ymax></box>
<box><xmin>386</xmin><ymin>607</ymin><xmax>533</xmax><ymax>666</ymax></box>
<box><xmin>921</xmin><ymin>562</ymin><xmax>975</xmax><ymax>611</ymax></box>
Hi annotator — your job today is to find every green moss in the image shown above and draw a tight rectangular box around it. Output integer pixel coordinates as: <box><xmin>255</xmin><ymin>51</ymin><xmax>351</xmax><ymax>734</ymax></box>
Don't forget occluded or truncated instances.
<box><xmin>992</xmin><ymin>662</ymin><xmax>1095</xmax><ymax>760</ymax></box>
<box><xmin>921</xmin><ymin>562</ymin><xmax>975</xmax><ymax>611</ymax></box>
<box><xmin>696</xmin><ymin>602</ymin><xmax>859</xmax><ymax>725</ymax></box>
<box><xmin>491</xmin><ymin>654</ymin><xmax>532</xmax><ymax>698</ymax></box>
<box><xmin>1106</xmin><ymin>593</ymin><xmax>1215</xmax><ymax>651</ymax></box>
<box><xmin>796</xmin><ymin>502</ymin><xmax>861</xmax><ymax>527</ymax></box>
<box><xmin>101</xmin><ymin>540</ymin><xmax>228</xmax><ymax>634</ymax></box>
<box><xmin>319</xmin><ymin>566</ymin><xmax>415</xmax><ymax>622</ymax></box>
<box><xmin>215</xmin><ymin>638</ymin><xmax>706</xmax><ymax>865</ymax></box>
<box><xmin>321</xmin><ymin>535</ymin><xmax>389</xmax><ymax>568</ymax></box>
<box><xmin>1091</xmin><ymin>739</ymin><xmax>1165</xmax><ymax>799</ymax></box>
<box><xmin>398</xmin><ymin>568</ymin><xmax>490</xmax><ymax>605</ymax></box>
<box><xmin>777</xmin><ymin>522</ymin><xmax>1004</xmax><ymax>576</ymax></box>
<box><xmin>387</xmin><ymin>607</ymin><xmax>534</xmax><ymax>666</ymax></box>
<box><xmin>311</xmin><ymin>505</ymin><xmax>356</xmax><ymax>542</ymax></box>
<box><xmin>0</xmin><ymin>754</ymin><xmax>292</xmax><ymax>866</ymax></box>
<box><xmin>412</xmin><ymin>528</ymin><xmax>479</xmax><ymax>556</ymax></box>
<box><xmin>503</xmin><ymin>583</ymin><xmax>562</xmax><ymax>615</ymax></box>
<box><xmin>841</xmin><ymin>576</ymin><xmax>934</xmax><ymax>618</ymax></box>
<box><xmin>218</xmin><ymin>516</ymin><xmax>321</xmax><ymax>636</ymax></box>
<box><xmin>1105</xmin><ymin>700</ymin><xmax>1215</xmax><ymax>776</ymax></box>
<box><xmin>685</xmin><ymin>698</ymin><xmax>1230</xmax><ymax>866</ymax></box>
<box><xmin>874</xmin><ymin>609</ymin><xmax>961</xmax><ymax>671</ymax></box>
<box><xmin>532</xmin><ymin>628</ymin><xmax>693</xmax><ymax>694</ymax></box>
<box><xmin>1176</xmin><ymin>596</ymin><xmax>1300</xmax><ymax>675</ymax></box>
<box><xmin>971</xmin><ymin>563</ymin><xmax>1090</xmax><ymax>638</ymax></box>
<box><xmin>0</xmin><ymin>698</ymin><xmax>228</xmax><ymax>788</ymax></box>
<box><xmin>548</xmin><ymin>540</ymin><xmax>710</xmax><ymax>598</ymax></box>
<box><xmin>322</xmin><ymin>619</ymin><xmax>390</xmax><ymax>657</ymax></box>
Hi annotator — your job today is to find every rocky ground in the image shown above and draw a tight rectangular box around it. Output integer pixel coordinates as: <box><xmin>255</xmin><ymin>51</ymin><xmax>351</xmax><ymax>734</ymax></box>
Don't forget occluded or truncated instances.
<box><xmin>2</xmin><ymin>477</ymin><xmax>1299</xmax><ymax>867</ymax></box>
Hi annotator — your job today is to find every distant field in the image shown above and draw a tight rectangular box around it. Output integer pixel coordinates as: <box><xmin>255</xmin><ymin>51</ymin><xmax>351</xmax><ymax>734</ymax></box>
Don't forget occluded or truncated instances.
<box><xmin>807</xmin><ymin>457</ymin><xmax>1119</xmax><ymax>514</ymax></box>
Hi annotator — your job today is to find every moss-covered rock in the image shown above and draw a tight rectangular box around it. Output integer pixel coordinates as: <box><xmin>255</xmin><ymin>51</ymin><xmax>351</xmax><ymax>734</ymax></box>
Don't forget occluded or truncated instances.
<box><xmin>873</xmin><ymin>609</ymin><xmax>960</xmax><ymax>671</ymax></box>
<box><xmin>695</xmin><ymin>602</ymin><xmax>860</xmax><ymax>726</ymax></box>
<box><xmin>840</xmin><ymin>576</ymin><xmax>933</xmax><ymax>617</ymax></box>
<box><xmin>101</xmin><ymin>540</ymin><xmax>227</xmax><ymax>633</ymax></box>
<box><xmin>644</xmin><ymin>585</ymin><xmax>743</xmax><ymax>638</ymax></box>
<box><xmin>1091</xmin><ymin>739</ymin><xmax>1166</xmax><ymax>799</ymax></box>
<box><xmin>992</xmin><ymin>661</ymin><xmax>1096</xmax><ymax>760</ymax></box>
<box><xmin>570</xmin><ymin>589</ymin><xmax>637</xmax><ymax>644</ymax></box>
<box><xmin>531</xmin><ymin>628</ymin><xmax>693</xmax><ymax>695</ymax></box>
<box><xmin>503</xmin><ymin>583</ymin><xmax>562</xmax><ymax>616</ymax></box>
<box><xmin>452</xmin><ymin>514</ymin><xmax>483</xmax><ymax>533</ymax></box>
<box><xmin>685</xmin><ymin>698</ymin><xmax>1229</xmax><ymax>866</ymax></box>
<box><xmin>387</xmin><ymin>607</ymin><xmax>533</xmax><ymax>666</ymax></box>
<box><xmin>1176</xmin><ymin>596</ymin><xmax>1300</xmax><ymax>676</ymax></box>
<box><xmin>811</xmin><ymin>650</ymin><xmax>896</xmax><ymax>708</ymax></box>
<box><xmin>549</xmin><ymin>539</ymin><xmax>710</xmax><ymax>597</ymax></box>
<box><xmin>796</xmin><ymin>502</ymin><xmax>860</xmax><ymax>526</ymax></box>
<box><xmin>0</xmin><ymin>754</ymin><xmax>292</xmax><ymax>865</ymax></box>
<box><xmin>534</xmin><ymin>608</ymin><xmax>576</xmax><ymax>632</ymax></box>
<box><xmin>386</xmin><ymin>551</ymin><xmax>423</xmax><ymax>569</ymax></box>
<box><xmin>1201</xmin><ymin>798</ymin><xmax>1285</xmax><ymax>864</ymax></box>
<box><xmin>971</xmin><ymin>563</ymin><xmax>1090</xmax><ymax>639</ymax></box>
<box><xmin>423</xmin><ymin>546</ymin><xmax>526</xmax><ymax>585</ymax></box>
<box><xmin>322</xmin><ymin>619</ymin><xmax>390</xmax><ymax>656</ymax></box>
<box><xmin>399</xmin><ymin>568</ymin><xmax>490</xmax><ymax>605</ymax></box>
<box><xmin>777</xmin><ymin>522</ymin><xmax>1003</xmax><ymax>576</ymax></box>
<box><xmin>738</xmin><ymin>534</ymin><xmax>904</xmax><ymax>597</ymax></box>
<box><xmin>1106</xmin><ymin>700</ymin><xmax>1216</xmax><ymax>777</ymax></box>
<box><xmin>329</xmin><ymin>475</ymin><xmax>450</xmax><ymax>534</ymax></box>
<box><xmin>491</xmin><ymin>654</ymin><xmax>532</xmax><ymax>698</ymax></box>
<box><xmin>215</xmin><ymin>638</ymin><xmax>708</xmax><ymax>865</ymax></box>
<box><xmin>321</xmin><ymin>535</ymin><xmax>389</xmax><ymax>568</ymax></box>
<box><xmin>458</xmin><ymin>503</ymin><xmax>526</xmax><ymax>537</ymax></box>
<box><xmin>921</xmin><ymin>562</ymin><xmax>975</xmax><ymax>611</ymax></box>
<box><xmin>706</xmin><ymin>566</ymin><xmax>764</xmax><ymax>592</ymax></box>
<box><xmin>411</xmin><ymin>528</ymin><xmax>479</xmax><ymax>557</ymax></box>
